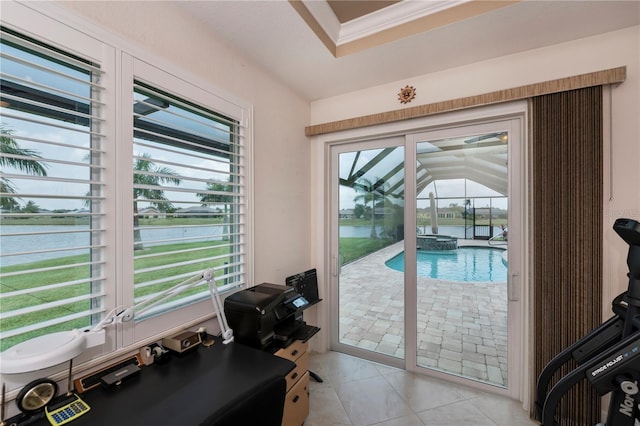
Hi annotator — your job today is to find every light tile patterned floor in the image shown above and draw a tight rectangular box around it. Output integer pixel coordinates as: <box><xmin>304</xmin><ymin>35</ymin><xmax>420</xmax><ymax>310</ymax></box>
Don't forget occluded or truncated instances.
<box><xmin>338</xmin><ymin>241</ymin><xmax>508</xmax><ymax>387</ymax></box>
<box><xmin>307</xmin><ymin>351</ymin><xmax>536</xmax><ymax>426</ymax></box>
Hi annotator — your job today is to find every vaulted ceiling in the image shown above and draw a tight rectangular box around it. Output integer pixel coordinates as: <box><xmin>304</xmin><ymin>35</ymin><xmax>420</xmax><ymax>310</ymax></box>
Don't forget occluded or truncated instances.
<box><xmin>174</xmin><ymin>1</ymin><xmax>638</xmax><ymax>199</ymax></box>
<box><xmin>177</xmin><ymin>1</ymin><xmax>640</xmax><ymax>101</ymax></box>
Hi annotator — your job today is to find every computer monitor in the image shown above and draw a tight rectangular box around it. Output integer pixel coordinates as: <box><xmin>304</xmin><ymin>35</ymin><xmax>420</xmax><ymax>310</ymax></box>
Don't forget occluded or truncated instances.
<box><xmin>285</xmin><ymin>268</ymin><xmax>319</xmax><ymax>306</ymax></box>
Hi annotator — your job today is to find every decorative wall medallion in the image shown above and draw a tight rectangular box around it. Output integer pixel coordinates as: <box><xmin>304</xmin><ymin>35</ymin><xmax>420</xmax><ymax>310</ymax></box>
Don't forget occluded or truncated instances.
<box><xmin>398</xmin><ymin>85</ymin><xmax>416</xmax><ymax>104</ymax></box>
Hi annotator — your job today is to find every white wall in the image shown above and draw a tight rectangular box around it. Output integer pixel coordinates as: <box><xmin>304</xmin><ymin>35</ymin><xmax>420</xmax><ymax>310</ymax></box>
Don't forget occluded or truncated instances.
<box><xmin>58</xmin><ymin>1</ymin><xmax>313</xmax><ymax>285</ymax></box>
<box><xmin>306</xmin><ymin>26</ymin><xmax>639</xmax><ymax>408</ymax></box>
<box><xmin>310</xmin><ymin>25</ymin><xmax>640</xmax><ymax>317</ymax></box>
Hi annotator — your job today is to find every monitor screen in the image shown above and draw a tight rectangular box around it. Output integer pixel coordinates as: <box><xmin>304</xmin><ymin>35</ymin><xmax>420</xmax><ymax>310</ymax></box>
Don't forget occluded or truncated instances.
<box><xmin>291</xmin><ymin>296</ymin><xmax>308</xmax><ymax>309</ymax></box>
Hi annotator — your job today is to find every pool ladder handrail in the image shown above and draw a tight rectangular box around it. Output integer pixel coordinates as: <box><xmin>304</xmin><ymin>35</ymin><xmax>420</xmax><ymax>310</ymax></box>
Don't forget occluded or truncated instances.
<box><xmin>488</xmin><ymin>227</ymin><xmax>508</xmax><ymax>246</ymax></box>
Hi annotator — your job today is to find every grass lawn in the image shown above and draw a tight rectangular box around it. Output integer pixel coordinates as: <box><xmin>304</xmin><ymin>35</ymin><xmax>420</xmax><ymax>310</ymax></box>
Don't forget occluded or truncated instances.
<box><xmin>0</xmin><ymin>240</ymin><xmax>231</xmax><ymax>351</ymax></box>
<box><xmin>340</xmin><ymin>237</ymin><xmax>395</xmax><ymax>265</ymax></box>
<box><xmin>1</xmin><ymin>233</ymin><xmax>392</xmax><ymax>350</ymax></box>
<box><xmin>2</xmin><ymin>217</ymin><xmax>502</xmax><ymax>350</ymax></box>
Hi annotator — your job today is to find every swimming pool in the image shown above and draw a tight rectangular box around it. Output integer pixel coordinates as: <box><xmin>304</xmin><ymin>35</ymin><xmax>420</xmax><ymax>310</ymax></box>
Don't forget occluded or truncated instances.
<box><xmin>385</xmin><ymin>247</ymin><xmax>507</xmax><ymax>282</ymax></box>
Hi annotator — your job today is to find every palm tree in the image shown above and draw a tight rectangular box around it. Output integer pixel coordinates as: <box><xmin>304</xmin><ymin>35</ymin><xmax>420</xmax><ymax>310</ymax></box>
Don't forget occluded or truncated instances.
<box><xmin>353</xmin><ymin>176</ymin><xmax>387</xmax><ymax>239</ymax></box>
<box><xmin>197</xmin><ymin>180</ymin><xmax>233</xmax><ymax>240</ymax></box>
<box><xmin>0</xmin><ymin>126</ymin><xmax>48</xmax><ymax>211</ymax></box>
<box><xmin>133</xmin><ymin>153</ymin><xmax>181</xmax><ymax>250</ymax></box>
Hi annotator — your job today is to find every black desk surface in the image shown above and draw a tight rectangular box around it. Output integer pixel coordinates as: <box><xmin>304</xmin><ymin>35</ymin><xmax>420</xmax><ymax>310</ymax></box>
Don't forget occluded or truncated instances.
<box><xmin>10</xmin><ymin>339</ymin><xmax>295</xmax><ymax>426</ymax></box>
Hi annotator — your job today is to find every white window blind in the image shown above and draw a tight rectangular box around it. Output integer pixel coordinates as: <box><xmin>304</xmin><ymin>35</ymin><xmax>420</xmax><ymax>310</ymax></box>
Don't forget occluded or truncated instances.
<box><xmin>131</xmin><ymin>80</ymin><xmax>246</xmax><ymax>320</ymax></box>
<box><xmin>0</xmin><ymin>27</ymin><xmax>107</xmax><ymax>350</ymax></box>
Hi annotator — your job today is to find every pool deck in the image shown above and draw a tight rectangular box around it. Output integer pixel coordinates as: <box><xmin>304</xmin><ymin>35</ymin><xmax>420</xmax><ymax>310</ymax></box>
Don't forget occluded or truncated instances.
<box><xmin>338</xmin><ymin>239</ymin><xmax>508</xmax><ymax>386</ymax></box>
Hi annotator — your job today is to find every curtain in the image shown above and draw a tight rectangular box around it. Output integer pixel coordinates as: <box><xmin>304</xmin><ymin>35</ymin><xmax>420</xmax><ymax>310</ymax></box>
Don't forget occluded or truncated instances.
<box><xmin>531</xmin><ymin>86</ymin><xmax>603</xmax><ymax>425</ymax></box>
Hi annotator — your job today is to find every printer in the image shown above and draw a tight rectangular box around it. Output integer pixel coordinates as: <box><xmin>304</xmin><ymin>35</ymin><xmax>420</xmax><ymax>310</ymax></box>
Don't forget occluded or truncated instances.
<box><xmin>224</xmin><ymin>283</ymin><xmax>317</xmax><ymax>350</ymax></box>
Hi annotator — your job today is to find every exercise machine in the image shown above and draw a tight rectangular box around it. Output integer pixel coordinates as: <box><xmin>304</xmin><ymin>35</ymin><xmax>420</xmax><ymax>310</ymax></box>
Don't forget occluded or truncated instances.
<box><xmin>536</xmin><ymin>218</ymin><xmax>640</xmax><ymax>426</ymax></box>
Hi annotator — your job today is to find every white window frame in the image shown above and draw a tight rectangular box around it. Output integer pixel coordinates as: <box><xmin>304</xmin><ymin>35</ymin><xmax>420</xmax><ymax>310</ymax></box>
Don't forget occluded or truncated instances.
<box><xmin>120</xmin><ymin>56</ymin><xmax>252</xmax><ymax>347</ymax></box>
<box><xmin>1</xmin><ymin>0</ymin><xmax>253</xmax><ymax>383</ymax></box>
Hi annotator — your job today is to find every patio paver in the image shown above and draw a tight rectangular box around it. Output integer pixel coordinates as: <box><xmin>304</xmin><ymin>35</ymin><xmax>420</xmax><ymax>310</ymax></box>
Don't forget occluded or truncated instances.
<box><xmin>338</xmin><ymin>240</ymin><xmax>508</xmax><ymax>386</ymax></box>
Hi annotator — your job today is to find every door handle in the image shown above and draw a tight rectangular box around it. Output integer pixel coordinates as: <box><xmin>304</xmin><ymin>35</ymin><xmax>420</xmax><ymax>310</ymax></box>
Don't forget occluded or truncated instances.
<box><xmin>509</xmin><ymin>273</ymin><xmax>519</xmax><ymax>301</ymax></box>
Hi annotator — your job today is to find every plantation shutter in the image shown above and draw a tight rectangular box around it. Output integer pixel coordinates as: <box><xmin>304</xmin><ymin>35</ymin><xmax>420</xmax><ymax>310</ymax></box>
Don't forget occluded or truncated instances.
<box><xmin>0</xmin><ymin>28</ymin><xmax>107</xmax><ymax>349</ymax></box>
<box><xmin>130</xmin><ymin>80</ymin><xmax>246</xmax><ymax>320</ymax></box>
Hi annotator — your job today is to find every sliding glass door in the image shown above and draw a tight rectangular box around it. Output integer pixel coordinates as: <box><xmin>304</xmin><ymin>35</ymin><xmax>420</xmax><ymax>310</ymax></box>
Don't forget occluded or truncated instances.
<box><xmin>328</xmin><ymin>114</ymin><xmax>524</xmax><ymax>396</ymax></box>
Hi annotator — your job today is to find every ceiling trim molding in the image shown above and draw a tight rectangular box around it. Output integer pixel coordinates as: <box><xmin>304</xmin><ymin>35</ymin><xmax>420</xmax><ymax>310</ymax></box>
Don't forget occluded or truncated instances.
<box><xmin>333</xmin><ymin>0</ymin><xmax>470</xmax><ymax>45</ymax></box>
<box><xmin>335</xmin><ymin>0</ymin><xmax>518</xmax><ymax>58</ymax></box>
<box><xmin>289</xmin><ymin>0</ymin><xmax>337</xmax><ymax>56</ymax></box>
<box><xmin>291</xmin><ymin>0</ymin><xmax>521</xmax><ymax>58</ymax></box>
<box><xmin>305</xmin><ymin>66</ymin><xmax>627</xmax><ymax>136</ymax></box>
<box><xmin>300</xmin><ymin>0</ymin><xmax>341</xmax><ymax>44</ymax></box>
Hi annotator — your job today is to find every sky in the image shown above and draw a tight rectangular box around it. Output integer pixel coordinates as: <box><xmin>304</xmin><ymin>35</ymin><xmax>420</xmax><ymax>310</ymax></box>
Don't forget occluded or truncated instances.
<box><xmin>1</xmin><ymin>114</ymin><xmax>231</xmax><ymax>212</ymax></box>
<box><xmin>0</xmin><ymin>56</ymin><xmax>229</xmax><ymax>210</ymax></box>
<box><xmin>3</xmin><ymin>97</ymin><xmax>507</xmax><ymax>213</ymax></box>
<box><xmin>1</xmin><ymin>40</ymin><xmax>233</xmax><ymax>212</ymax></box>
<box><xmin>2</xmin><ymin>38</ymin><xmax>507</xmax><ymax>213</ymax></box>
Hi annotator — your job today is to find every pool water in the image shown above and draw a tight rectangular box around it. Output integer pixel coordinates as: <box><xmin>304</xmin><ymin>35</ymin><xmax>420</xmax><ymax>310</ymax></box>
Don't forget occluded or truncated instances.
<box><xmin>385</xmin><ymin>247</ymin><xmax>507</xmax><ymax>282</ymax></box>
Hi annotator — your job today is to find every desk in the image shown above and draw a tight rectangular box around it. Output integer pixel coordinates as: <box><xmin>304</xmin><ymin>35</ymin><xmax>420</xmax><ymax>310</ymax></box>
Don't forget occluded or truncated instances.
<box><xmin>222</xmin><ymin>282</ymin><xmax>321</xmax><ymax>425</ymax></box>
<box><xmin>7</xmin><ymin>339</ymin><xmax>295</xmax><ymax>426</ymax></box>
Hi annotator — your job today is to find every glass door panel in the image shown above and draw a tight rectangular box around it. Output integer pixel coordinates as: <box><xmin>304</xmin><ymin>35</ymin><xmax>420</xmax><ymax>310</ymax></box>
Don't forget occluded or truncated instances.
<box><xmin>332</xmin><ymin>143</ymin><xmax>405</xmax><ymax>362</ymax></box>
<box><xmin>414</xmin><ymin>130</ymin><xmax>510</xmax><ymax>387</ymax></box>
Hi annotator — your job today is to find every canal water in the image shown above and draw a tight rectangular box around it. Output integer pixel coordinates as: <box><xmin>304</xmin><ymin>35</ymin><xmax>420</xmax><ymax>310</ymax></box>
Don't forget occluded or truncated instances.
<box><xmin>0</xmin><ymin>225</ymin><xmax>224</xmax><ymax>267</ymax></box>
<box><xmin>2</xmin><ymin>224</ymin><xmax>504</xmax><ymax>267</ymax></box>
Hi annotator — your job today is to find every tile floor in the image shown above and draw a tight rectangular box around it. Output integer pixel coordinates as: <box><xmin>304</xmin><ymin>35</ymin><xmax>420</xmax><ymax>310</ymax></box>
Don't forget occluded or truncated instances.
<box><xmin>306</xmin><ymin>350</ymin><xmax>538</xmax><ymax>426</ymax></box>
